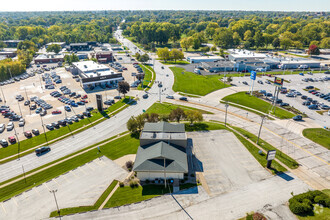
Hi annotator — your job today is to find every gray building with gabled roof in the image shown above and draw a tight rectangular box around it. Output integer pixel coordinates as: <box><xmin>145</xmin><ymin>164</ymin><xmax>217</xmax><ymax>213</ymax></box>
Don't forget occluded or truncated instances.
<box><xmin>133</xmin><ymin>122</ymin><xmax>188</xmax><ymax>181</ymax></box>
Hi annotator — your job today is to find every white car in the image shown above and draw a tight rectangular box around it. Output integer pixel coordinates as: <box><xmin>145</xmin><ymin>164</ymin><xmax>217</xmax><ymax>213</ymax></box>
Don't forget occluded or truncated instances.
<box><xmin>19</xmin><ymin>118</ymin><xmax>25</xmax><ymax>127</ymax></box>
<box><xmin>328</xmin><ymin>110</ymin><xmax>330</xmax><ymax>116</ymax></box>
<box><xmin>7</xmin><ymin>122</ymin><xmax>14</xmax><ymax>131</ymax></box>
<box><xmin>0</xmin><ymin>124</ymin><xmax>5</xmax><ymax>133</ymax></box>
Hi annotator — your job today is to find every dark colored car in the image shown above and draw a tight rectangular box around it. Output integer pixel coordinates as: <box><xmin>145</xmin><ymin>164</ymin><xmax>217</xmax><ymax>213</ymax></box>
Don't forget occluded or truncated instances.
<box><xmin>293</xmin><ymin>115</ymin><xmax>302</xmax><ymax>121</ymax></box>
<box><xmin>179</xmin><ymin>97</ymin><xmax>188</xmax><ymax>101</ymax></box>
<box><xmin>35</xmin><ymin>146</ymin><xmax>51</xmax><ymax>155</ymax></box>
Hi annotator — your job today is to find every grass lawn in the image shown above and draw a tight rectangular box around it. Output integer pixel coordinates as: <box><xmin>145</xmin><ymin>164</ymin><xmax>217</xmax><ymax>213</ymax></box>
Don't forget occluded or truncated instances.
<box><xmin>232</xmin><ymin>126</ymin><xmax>299</xmax><ymax>169</ymax></box>
<box><xmin>49</xmin><ymin>180</ymin><xmax>118</xmax><ymax>217</ymax></box>
<box><xmin>160</xmin><ymin>60</ymin><xmax>190</xmax><ymax>65</ymax></box>
<box><xmin>302</xmin><ymin>128</ymin><xmax>330</xmax><ymax>150</ymax></box>
<box><xmin>170</xmin><ymin>67</ymin><xmax>230</xmax><ymax>96</ymax></box>
<box><xmin>222</xmin><ymin>92</ymin><xmax>295</xmax><ymax>119</ymax></box>
<box><xmin>0</xmin><ymin>97</ymin><xmax>133</xmax><ymax>162</ymax></box>
<box><xmin>0</xmin><ymin>134</ymin><xmax>139</xmax><ymax>202</ymax></box>
<box><xmin>104</xmin><ymin>185</ymin><xmax>167</xmax><ymax>208</ymax></box>
<box><xmin>184</xmin><ymin>122</ymin><xmax>227</xmax><ymax>132</ymax></box>
<box><xmin>137</xmin><ymin>64</ymin><xmax>155</xmax><ymax>91</ymax></box>
<box><xmin>146</xmin><ymin>102</ymin><xmax>213</xmax><ymax>115</ymax></box>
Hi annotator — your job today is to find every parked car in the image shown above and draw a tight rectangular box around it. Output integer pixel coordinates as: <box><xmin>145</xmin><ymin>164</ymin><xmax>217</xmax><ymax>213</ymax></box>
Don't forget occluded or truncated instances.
<box><xmin>46</xmin><ymin>124</ymin><xmax>54</xmax><ymax>130</ymax></box>
<box><xmin>308</xmin><ymin>104</ymin><xmax>318</xmax><ymax>110</ymax></box>
<box><xmin>7</xmin><ymin>122</ymin><xmax>14</xmax><ymax>131</ymax></box>
<box><xmin>35</xmin><ymin>146</ymin><xmax>51</xmax><ymax>155</ymax></box>
<box><xmin>24</xmin><ymin>100</ymin><xmax>30</xmax><ymax>106</ymax></box>
<box><xmin>32</xmin><ymin>129</ymin><xmax>39</xmax><ymax>135</ymax></box>
<box><xmin>166</xmin><ymin>95</ymin><xmax>174</xmax><ymax>99</ymax></box>
<box><xmin>179</xmin><ymin>97</ymin><xmax>188</xmax><ymax>101</ymax></box>
<box><xmin>0</xmin><ymin>139</ymin><xmax>8</xmax><ymax>147</ymax></box>
<box><xmin>8</xmin><ymin>136</ymin><xmax>16</xmax><ymax>144</ymax></box>
<box><xmin>86</xmin><ymin>107</ymin><xmax>94</xmax><ymax>111</ymax></box>
<box><xmin>64</xmin><ymin>105</ymin><xmax>71</xmax><ymax>112</ymax></box>
<box><xmin>24</xmin><ymin>131</ymin><xmax>32</xmax><ymax>138</ymax></box>
<box><xmin>19</xmin><ymin>118</ymin><xmax>25</xmax><ymax>127</ymax></box>
<box><xmin>0</xmin><ymin>124</ymin><xmax>5</xmax><ymax>133</ymax></box>
<box><xmin>142</xmin><ymin>94</ymin><xmax>149</xmax><ymax>99</ymax></box>
<box><xmin>52</xmin><ymin>110</ymin><xmax>62</xmax><ymax>114</ymax></box>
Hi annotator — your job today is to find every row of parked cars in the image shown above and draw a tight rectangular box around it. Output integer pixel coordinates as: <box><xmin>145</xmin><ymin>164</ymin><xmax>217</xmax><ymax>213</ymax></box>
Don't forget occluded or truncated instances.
<box><xmin>301</xmin><ymin>76</ymin><xmax>329</xmax><ymax>82</ymax></box>
<box><xmin>110</xmin><ymin>62</ymin><xmax>127</xmax><ymax>72</ymax></box>
<box><xmin>0</xmin><ymin>72</ymin><xmax>36</xmax><ymax>86</ymax></box>
<box><xmin>0</xmin><ymin>105</ymin><xmax>25</xmax><ymax>124</ymax></box>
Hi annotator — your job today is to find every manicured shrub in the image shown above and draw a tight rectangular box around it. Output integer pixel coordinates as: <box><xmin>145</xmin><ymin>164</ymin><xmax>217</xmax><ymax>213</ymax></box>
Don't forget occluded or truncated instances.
<box><xmin>119</xmin><ymin>182</ymin><xmax>124</xmax><ymax>187</ymax></box>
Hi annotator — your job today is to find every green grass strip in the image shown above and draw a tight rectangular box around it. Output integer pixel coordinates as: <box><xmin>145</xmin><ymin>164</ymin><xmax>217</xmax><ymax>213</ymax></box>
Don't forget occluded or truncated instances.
<box><xmin>302</xmin><ymin>128</ymin><xmax>330</xmax><ymax>150</ymax></box>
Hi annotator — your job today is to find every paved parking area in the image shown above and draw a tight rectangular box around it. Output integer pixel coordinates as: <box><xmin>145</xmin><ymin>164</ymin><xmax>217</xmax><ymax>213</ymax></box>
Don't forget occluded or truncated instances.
<box><xmin>0</xmin><ymin>156</ymin><xmax>127</xmax><ymax>220</ymax></box>
<box><xmin>189</xmin><ymin>130</ymin><xmax>270</xmax><ymax>195</ymax></box>
<box><xmin>229</xmin><ymin>73</ymin><xmax>330</xmax><ymax>127</ymax></box>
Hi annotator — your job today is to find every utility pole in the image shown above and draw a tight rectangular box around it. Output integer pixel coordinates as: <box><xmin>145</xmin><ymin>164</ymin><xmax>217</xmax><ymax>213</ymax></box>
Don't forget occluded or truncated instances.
<box><xmin>17</xmin><ymin>100</ymin><xmax>23</xmax><ymax>117</ymax></box>
<box><xmin>225</xmin><ymin>102</ymin><xmax>229</xmax><ymax>127</ymax></box>
<box><xmin>24</xmin><ymin>87</ymin><xmax>29</xmax><ymax>101</ymax></box>
<box><xmin>257</xmin><ymin>115</ymin><xmax>266</xmax><ymax>145</ymax></box>
<box><xmin>50</xmin><ymin>190</ymin><xmax>60</xmax><ymax>217</ymax></box>
<box><xmin>38</xmin><ymin>74</ymin><xmax>43</xmax><ymax>92</ymax></box>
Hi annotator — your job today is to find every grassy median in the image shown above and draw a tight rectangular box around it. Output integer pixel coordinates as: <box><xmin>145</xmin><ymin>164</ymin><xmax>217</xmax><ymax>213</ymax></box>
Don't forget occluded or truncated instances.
<box><xmin>302</xmin><ymin>128</ymin><xmax>330</xmax><ymax>150</ymax></box>
<box><xmin>146</xmin><ymin>102</ymin><xmax>213</xmax><ymax>115</ymax></box>
<box><xmin>222</xmin><ymin>92</ymin><xmax>295</xmax><ymax>119</ymax></box>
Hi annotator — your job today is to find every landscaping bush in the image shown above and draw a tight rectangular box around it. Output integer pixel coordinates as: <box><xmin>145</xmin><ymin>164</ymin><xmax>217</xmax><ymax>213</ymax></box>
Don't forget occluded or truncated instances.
<box><xmin>119</xmin><ymin>182</ymin><xmax>124</xmax><ymax>187</ymax></box>
<box><xmin>289</xmin><ymin>190</ymin><xmax>330</xmax><ymax>215</ymax></box>
<box><xmin>145</xmin><ymin>179</ymin><xmax>150</xmax><ymax>184</ymax></box>
<box><xmin>125</xmin><ymin>160</ymin><xmax>134</xmax><ymax>171</ymax></box>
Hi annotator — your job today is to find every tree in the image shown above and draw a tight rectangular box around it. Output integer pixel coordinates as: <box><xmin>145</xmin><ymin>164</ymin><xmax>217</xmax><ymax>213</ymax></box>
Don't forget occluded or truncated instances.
<box><xmin>293</xmin><ymin>41</ymin><xmax>303</xmax><ymax>49</ymax></box>
<box><xmin>180</xmin><ymin>37</ymin><xmax>193</xmax><ymax>51</ymax></box>
<box><xmin>219</xmin><ymin>49</ymin><xmax>225</xmax><ymax>58</ymax></box>
<box><xmin>127</xmin><ymin>116</ymin><xmax>138</xmax><ymax>133</ymax></box>
<box><xmin>138</xmin><ymin>53</ymin><xmax>149</xmax><ymax>63</ymax></box>
<box><xmin>309</xmin><ymin>40</ymin><xmax>319</xmax><ymax>47</ymax></box>
<box><xmin>210</xmin><ymin>45</ymin><xmax>217</xmax><ymax>53</ymax></box>
<box><xmin>136</xmin><ymin>114</ymin><xmax>145</xmax><ymax>131</ymax></box>
<box><xmin>213</xmin><ymin>28</ymin><xmax>233</xmax><ymax>49</ymax></box>
<box><xmin>156</xmin><ymin>47</ymin><xmax>170</xmax><ymax>62</ymax></box>
<box><xmin>253</xmin><ymin>31</ymin><xmax>264</xmax><ymax>48</ymax></box>
<box><xmin>144</xmin><ymin>113</ymin><xmax>159</xmax><ymax>122</ymax></box>
<box><xmin>192</xmin><ymin>37</ymin><xmax>201</xmax><ymax>51</ymax></box>
<box><xmin>319</xmin><ymin>37</ymin><xmax>330</xmax><ymax>49</ymax></box>
<box><xmin>227</xmin><ymin>76</ymin><xmax>233</xmax><ymax>84</ymax></box>
<box><xmin>135</xmin><ymin>52</ymin><xmax>141</xmax><ymax>61</ymax></box>
<box><xmin>201</xmin><ymin>46</ymin><xmax>210</xmax><ymax>53</ymax></box>
<box><xmin>117</xmin><ymin>81</ymin><xmax>130</xmax><ymax>97</ymax></box>
<box><xmin>308</xmin><ymin>45</ymin><xmax>320</xmax><ymax>55</ymax></box>
<box><xmin>46</xmin><ymin>44</ymin><xmax>61</xmax><ymax>54</ymax></box>
<box><xmin>169</xmin><ymin>107</ymin><xmax>186</xmax><ymax>123</ymax></box>
<box><xmin>280</xmin><ymin>38</ymin><xmax>292</xmax><ymax>50</ymax></box>
<box><xmin>272</xmin><ymin>38</ymin><xmax>280</xmax><ymax>49</ymax></box>
<box><xmin>186</xmin><ymin>110</ymin><xmax>203</xmax><ymax>124</ymax></box>
<box><xmin>0</xmin><ymin>41</ymin><xmax>6</xmax><ymax>50</ymax></box>
<box><xmin>169</xmin><ymin>49</ymin><xmax>184</xmax><ymax>63</ymax></box>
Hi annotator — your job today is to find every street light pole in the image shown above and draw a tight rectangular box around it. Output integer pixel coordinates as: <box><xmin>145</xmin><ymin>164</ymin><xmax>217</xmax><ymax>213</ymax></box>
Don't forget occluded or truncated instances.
<box><xmin>22</xmin><ymin>165</ymin><xmax>26</xmax><ymax>184</ymax></box>
<box><xmin>13</xmin><ymin>126</ymin><xmax>20</xmax><ymax>160</ymax></box>
<box><xmin>0</xmin><ymin>86</ymin><xmax>6</xmax><ymax>104</ymax></box>
<box><xmin>39</xmin><ymin>114</ymin><xmax>48</xmax><ymax>145</ymax></box>
<box><xmin>17</xmin><ymin>100</ymin><xmax>23</xmax><ymax>117</ymax></box>
<box><xmin>257</xmin><ymin>115</ymin><xmax>266</xmax><ymax>145</ymax></box>
<box><xmin>50</xmin><ymin>190</ymin><xmax>60</xmax><ymax>217</ymax></box>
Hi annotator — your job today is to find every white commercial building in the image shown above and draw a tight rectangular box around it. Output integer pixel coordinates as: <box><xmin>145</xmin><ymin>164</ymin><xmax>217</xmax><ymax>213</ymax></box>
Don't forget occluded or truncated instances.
<box><xmin>227</xmin><ymin>49</ymin><xmax>267</xmax><ymax>61</ymax></box>
<box><xmin>187</xmin><ymin>56</ymin><xmax>224</xmax><ymax>63</ymax></box>
<box><xmin>71</xmin><ymin>61</ymin><xmax>123</xmax><ymax>89</ymax></box>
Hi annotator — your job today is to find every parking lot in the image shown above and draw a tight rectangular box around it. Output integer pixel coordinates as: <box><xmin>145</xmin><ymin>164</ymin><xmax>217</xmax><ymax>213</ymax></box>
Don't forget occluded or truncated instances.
<box><xmin>0</xmin><ymin>156</ymin><xmax>127</xmax><ymax>220</ymax></box>
<box><xmin>189</xmin><ymin>130</ymin><xmax>270</xmax><ymax>195</ymax></box>
<box><xmin>231</xmin><ymin>72</ymin><xmax>330</xmax><ymax>127</ymax></box>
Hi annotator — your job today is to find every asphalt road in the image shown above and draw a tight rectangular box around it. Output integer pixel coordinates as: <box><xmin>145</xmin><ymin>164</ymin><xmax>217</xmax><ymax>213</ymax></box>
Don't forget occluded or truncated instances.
<box><xmin>0</xmin><ymin>30</ymin><xmax>175</xmax><ymax>183</ymax></box>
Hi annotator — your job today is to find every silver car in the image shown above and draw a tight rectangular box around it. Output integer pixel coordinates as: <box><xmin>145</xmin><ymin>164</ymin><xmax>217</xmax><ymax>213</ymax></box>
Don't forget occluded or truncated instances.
<box><xmin>7</xmin><ymin>122</ymin><xmax>14</xmax><ymax>131</ymax></box>
<box><xmin>0</xmin><ymin>124</ymin><xmax>5</xmax><ymax>133</ymax></box>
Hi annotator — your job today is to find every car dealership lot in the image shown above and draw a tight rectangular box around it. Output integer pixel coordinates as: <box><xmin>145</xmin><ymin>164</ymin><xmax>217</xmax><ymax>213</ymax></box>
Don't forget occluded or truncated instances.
<box><xmin>231</xmin><ymin>73</ymin><xmax>330</xmax><ymax>127</ymax></box>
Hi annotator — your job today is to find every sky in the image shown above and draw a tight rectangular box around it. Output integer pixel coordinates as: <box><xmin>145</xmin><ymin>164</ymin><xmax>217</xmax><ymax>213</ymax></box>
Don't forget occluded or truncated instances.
<box><xmin>0</xmin><ymin>0</ymin><xmax>329</xmax><ymax>12</ymax></box>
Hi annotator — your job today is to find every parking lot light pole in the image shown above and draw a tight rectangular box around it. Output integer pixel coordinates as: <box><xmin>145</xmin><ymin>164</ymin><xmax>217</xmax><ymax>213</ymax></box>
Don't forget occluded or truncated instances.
<box><xmin>257</xmin><ymin>115</ymin><xmax>266</xmax><ymax>145</ymax></box>
<box><xmin>17</xmin><ymin>100</ymin><xmax>23</xmax><ymax>117</ymax></box>
<box><xmin>39</xmin><ymin>114</ymin><xmax>48</xmax><ymax>145</ymax></box>
<box><xmin>0</xmin><ymin>86</ymin><xmax>6</xmax><ymax>104</ymax></box>
<box><xmin>225</xmin><ymin>102</ymin><xmax>229</xmax><ymax>127</ymax></box>
<box><xmin>50</xmin><ymin>190</ymin><xmax>60</xmax><ymax>217</ymax></box>
<box><xmin>13</xmin><ymin>126</ymin><xmax>20</xmax><ymax>160</ymax></box>
<box><xmin>22</xmin><ymin>165</ymin><xmax>27</xmax><ymax>184</ymax></box>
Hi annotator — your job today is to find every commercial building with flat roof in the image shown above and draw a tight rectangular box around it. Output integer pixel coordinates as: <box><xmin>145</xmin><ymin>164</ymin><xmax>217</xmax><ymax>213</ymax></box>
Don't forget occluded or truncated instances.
<box><xmin>0</xmin><ymin>48</ymin><xmax>17</xmax><ymax>58</ymax></box>
<box><xmin>68</xmin><ymin>43</ymin><xmax>91</xmax><ymax>51</ymax></box>
<box><xmin>201</xmin><ymin>60</ymin><xmax>234</xmax><ymax>73</ymax></box>
<box><xmin>228</xmin><ymin>49</ymin><xmax>267</xmax><ymax>61</ymax></box>
<box><xmin>71</xmin><ymin>61</ymin><xmax>122</xmax><ymax>89</ymax></box>
<box><xmin>45</xmin><ymin>42</ymin><xmax>66</xmax><ymax>48</ymax></box>
<box><xmin>34</xmin><ymin>54</ymin><xmax>64</xmax><ymax>64</ymax></box>
<box><xmin>3</xmin><ymin>40</ymin><xmax>21</xmax><ymax>48</ymax></box>
<box><xmin>133</xmin><ymin>122</ymin><xmax>188</xmax><ymax>181</ymax></box>
<box><xmin>187</xmin><ymin>56</ymin><xmax>223</xmax><ymax>63</ymax></box>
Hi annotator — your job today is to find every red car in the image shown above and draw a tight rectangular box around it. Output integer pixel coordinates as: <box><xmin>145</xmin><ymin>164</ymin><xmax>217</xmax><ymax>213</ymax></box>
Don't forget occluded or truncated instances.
<box><xmin>8</xmin><ymin>136</ymin><xmax>16</xmax><ymax>143</ymax></box>
<box><xmin>80</xmin><ymin>99</ymin><xmax>88</xmax><ymax>103</ymax></box>
<box><xmin>311</xmin><ymin>91</ymin><xmax>318</xmax><ymax>95</ymax></box>
<box><xmin>1</xmin><ymin>110</ymin><xmax>9</xmax><ymax>114</ymax></box>
<box><xmin>82</xmin><ymin>95</ymin><xmax>88</xmax><ymax>99</ymax></box>
<box><xmin>266</xmin><ymin>74</ymin><xmax>272</xmax><ymax>77</ymax></box>
<box><xmin>133</xmin><ymin>62</ymin><xmax>139</xmax><ymax>65</ymax></box>
<box><xmin>24</xmin><ymin>131</ymin><xmax>32</xmax><ymax>138</ymax></box>
<box><xmin>122</xmin><ymin>67</ymin><xmax>128</xmax><ymax>70</ymax></box>
<box><xmin>52</xmin><ymin>110</ymin><xmax>62</xmax><ymax>114</ymax></box>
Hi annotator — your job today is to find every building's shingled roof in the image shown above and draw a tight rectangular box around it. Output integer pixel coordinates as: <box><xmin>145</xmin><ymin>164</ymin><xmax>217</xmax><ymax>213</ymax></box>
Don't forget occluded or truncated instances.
<box><xmin>133</xmin><ymin>141</ymin><xmax>188</xmax><ymax>173</ymax></box>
